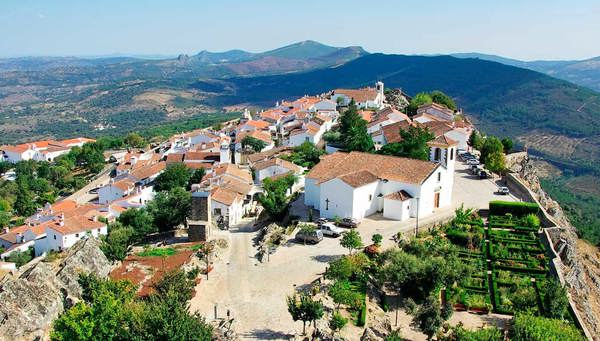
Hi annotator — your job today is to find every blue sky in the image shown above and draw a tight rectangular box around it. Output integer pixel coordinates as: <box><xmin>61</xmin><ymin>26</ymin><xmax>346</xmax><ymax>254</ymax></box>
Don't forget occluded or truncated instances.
<box><xmin>1</xmin><ymin>0</ymin><xmax>599</xmax><ymax>60</ymax></box>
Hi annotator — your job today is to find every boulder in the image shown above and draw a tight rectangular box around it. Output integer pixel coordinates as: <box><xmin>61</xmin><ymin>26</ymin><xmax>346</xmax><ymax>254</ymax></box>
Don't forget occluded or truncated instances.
<box><xmin>0</xmin><ymin>238</ymin><xmax>112</xmax><ymax>341</ymax></box>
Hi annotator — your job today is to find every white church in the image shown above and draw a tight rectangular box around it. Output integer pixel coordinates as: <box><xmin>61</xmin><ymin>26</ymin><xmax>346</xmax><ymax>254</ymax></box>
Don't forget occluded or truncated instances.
<box><xmin>304</xmin><ymin>135</ymin><xmax>457</xmax><ymax>221</ymax></box>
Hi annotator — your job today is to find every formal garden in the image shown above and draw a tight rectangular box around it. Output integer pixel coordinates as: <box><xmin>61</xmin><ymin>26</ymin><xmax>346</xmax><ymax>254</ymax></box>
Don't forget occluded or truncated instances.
<box><xmin>319</xmin><ymin>201</ymin><xmax>584</xmax><ymax>339</ymax></box>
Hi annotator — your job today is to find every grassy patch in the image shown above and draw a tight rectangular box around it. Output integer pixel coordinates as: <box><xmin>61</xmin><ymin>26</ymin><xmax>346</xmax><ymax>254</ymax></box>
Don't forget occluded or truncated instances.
<box><xmin>137</xmin><ymin>247</ymin><xmax>177</xmax><ymax>257</ymax></box>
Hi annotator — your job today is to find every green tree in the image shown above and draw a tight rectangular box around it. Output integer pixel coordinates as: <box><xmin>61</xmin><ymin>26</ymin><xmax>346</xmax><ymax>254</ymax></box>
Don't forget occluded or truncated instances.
<box><xmin>480</xmin><ymin>136</ymin><xmax>504</xmax><ymax>164</ymax></box>
<box><xmin>468</xmin><ymin>131</ymin><xmax>484</xmax><ymax>150</ymax></box>
<box><xmin>51</xmin><ymin>274</ymin><xmax>138</xmax><ymax>341</ymax></box>
<box><xmin>188</xmin><ymin>168</ymin><xmax>206</xmax><ymax>189</ymax></box>
<box><xmin>0</xmin><ymin>161</ymin><xmax>12</xmax><ymax>175</ymax></box>
<box><xmin>329</xmin><ymin>280</ymin><xmax>364</xmax><ymax>309</ymax></box>
<box><xmin>14</xmin><ymin>187</ymin><xmax>36</xmax><ymax>217</ymax></box>
<box><xmin>339</xmin><ymin>99</ymin><xmax>362</xmax><ymax>137</ymax></box>
<box><xmin>154</xmin><ymin>163</ymin><xmax>192</xmax><ymax>192</ymax></box>
<box><xmin>258</xmin><ymin>174</ymin><xmax>297</xmax><ymax>221</ymax></box>
<box><xmin>287</xmin><ymin>294</ymin><xmax>324</xmax><ymax>335</ymax></box>
<box><xmin>379</xmin><ymin>125</ymin><xmax>434</xmax><ymax>161</ymax></box>
<box><xmin>340</xmin><ymin>229</ymin><xmax>363</xmax><ymax>254</ymax></box>
<box><xmin>147</xmin><ymin>187</ymin><xmax>191</xmax><ymax>231</ymax></box>
<box><xmin>5</xmin><ymin>247</ymin><xmax>34</xmax><ymax>267</ymax></box>
<box><xmin>485</xmin><ymin>151</ymin><xmax>506</xmax><ymax>174</ymax></box>
<box><xmin>0</xmin><ymin>211</ymin><xmax>10</xmax><ymax>228</ymax></box>
<box><xmin>345</xmin><ymin>124</ymin><xmax>375</xmax><ymax>152</ymax></box>
<box><xmin>124</xmin><ymin>132</ymin><xmax>145</xmax><ymax>148</ymax></box>
<box><xmin>542</xmin><ymin>279</ymin><xmax>570</xmax><ymax>320</ymax></box>
<box><xmin>430</xmin><ymin>90</ymin><xmax>457</xmax><ymax>111</ymax></box>
<box><xmin>501</xmin><ymin>137</ymin><xmax>514</xmax><ymax>153</ymax></box>
<box><xmin>406</xmin><ymin>92</ymin><xmax>433</xmax><ymax>116</ymax></box>
<box><xmin>116</xmin><ymin>208</ymin><xmax>156</xmax><ymax>240</ymax></box>
<box><xmin>241</xmin><ymin>136</ymin><xmax>267</xmax><ymax>153</ymax></box>
<box><xmin>101</xmin><ymin>223</ymin><xmax>135</xmax><ymax>261</ymax></box>
<box><xmin>329</xmin><ymin>311</ymin><xmax>348</xmax><ymax>334</ymax></box>
<box><xmin>413</xmin><ymin>295</ymin><xmax>443</xmax><ymax>340</ymax></box>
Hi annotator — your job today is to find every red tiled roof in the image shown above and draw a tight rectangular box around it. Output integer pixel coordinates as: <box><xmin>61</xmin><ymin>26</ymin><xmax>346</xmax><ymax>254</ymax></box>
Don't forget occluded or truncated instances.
<box><xmin>334</xmin><ymin>88</ymin><xmax>378</xmax><ymax>103</ymax></box>
<box><xmin>385</xmin><ymin>190</ymin><xmax>413</xmax><ymax>201</ymax></box>
<box><xmin>307</xmin><ymin>152</ymin><xmax>438</xmax><ymax>185</ymax></box>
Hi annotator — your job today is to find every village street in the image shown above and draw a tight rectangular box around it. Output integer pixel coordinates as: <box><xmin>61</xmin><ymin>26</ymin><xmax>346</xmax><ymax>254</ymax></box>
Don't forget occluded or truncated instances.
<box><xmin>189</xmin><ymin>161</ymin><xmax>520</xmax><ymax>340</ymax></box>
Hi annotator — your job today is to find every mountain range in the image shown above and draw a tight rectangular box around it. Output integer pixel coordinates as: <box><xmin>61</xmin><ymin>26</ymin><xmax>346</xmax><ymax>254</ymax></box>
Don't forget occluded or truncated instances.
<box><xmin>451</xmin><ymin>52</ymin><xmax>600</xmax><ymax>92</ymax></box>
<box><xmin>1</xmin><ymin>40</ymin><xmax>599</xmax><ymax>243</ymax></box>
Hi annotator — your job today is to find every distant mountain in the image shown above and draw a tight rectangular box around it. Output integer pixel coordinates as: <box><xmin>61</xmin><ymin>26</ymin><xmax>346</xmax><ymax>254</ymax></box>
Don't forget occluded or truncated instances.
<box><xmin>258</xmin><ymin>40</ymin><xmax>341</xmax><ymax>60</ymax></box>
<box><xmin>451</xmin><ymin>53</ymin><xmax>600</xmax><ymax>92</ymax></box>
<box><xmin>210</xmin><ymin>53</ymin><xmax>600</xmax><ymax>165</ymax></box>
<box><xmin>192</xmin><ymin>49</ymin><xmax>254</xmax><ymax>64</ymax></box>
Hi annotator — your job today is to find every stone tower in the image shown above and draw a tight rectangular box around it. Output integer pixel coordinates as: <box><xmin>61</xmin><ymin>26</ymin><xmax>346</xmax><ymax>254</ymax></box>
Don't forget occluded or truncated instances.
<box><xmin>187</xmin><ymin>188</ymin><xmax>212</xmax><ymax>242</ymax></box>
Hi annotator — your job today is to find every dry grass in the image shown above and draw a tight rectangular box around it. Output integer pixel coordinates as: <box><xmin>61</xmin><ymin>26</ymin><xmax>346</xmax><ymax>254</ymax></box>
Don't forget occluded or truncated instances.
<box><xmin>518</xmin><ymin>132</ymin><xmax>585</xmax><ymax>159</ymax></box>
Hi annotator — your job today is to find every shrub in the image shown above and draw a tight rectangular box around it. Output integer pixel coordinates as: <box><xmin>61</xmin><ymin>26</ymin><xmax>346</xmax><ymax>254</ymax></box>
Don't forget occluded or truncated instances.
<box><xmin>525</xmin><ymin>213</ymin><xmax>541</xmax><ymax>229</ymax></box>
<box><xmin>372</xmin><ymin>233</ymin><xmax>383</xmax><ymax>246</ymax></box>
<box><xmin>510</xmin><ymin>313</ymin><xmax>585</xmax><ymax>341</ymax></box>
<box><xmin>489</xmin><ymin>201</ymin><xmax>540</xmax><ymax>217</ymax></box>
<box><xmin>358</xmin><ymin>304</ymin><xmax>367</xmax><ymax>326</ymax></box>
<box><xmin>329</xmin><ymin>311</ymin><xmax>348</xmax><ymax>333</ymax></box>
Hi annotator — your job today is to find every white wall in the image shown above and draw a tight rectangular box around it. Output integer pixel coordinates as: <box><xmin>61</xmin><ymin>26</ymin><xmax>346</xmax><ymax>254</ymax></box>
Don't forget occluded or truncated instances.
<box><xmin>45</xmin><ymin>226</ymin><xmax>107</xmax><ymax>252</ymax></box>
<box><xmin>351</xmin><ymin>181</ymin><xmax>379</xmax><ymax>219</ymax></box>
<box><xmin>98</xmin><ymin>185</ymin><xmax>126</xmax><ymax>204</ymax></box>
<box><xmin>304</xmin><ymin>178</ymin><xmax>320</xmax><ymax>208</ymax></box>
<box><xmin>383</xmin><ymin>198</ymin><xmax>410</xmax><ymax>221</ymax></box>
<box><xmin>319</xmin><ymin>179</ymin><xmax>355</xmax><ymax>219</ymax></box>
<box><xmin>256</xmin><ymin>165</ymin><xmax>293</xmax><ymax>185</ymax></box>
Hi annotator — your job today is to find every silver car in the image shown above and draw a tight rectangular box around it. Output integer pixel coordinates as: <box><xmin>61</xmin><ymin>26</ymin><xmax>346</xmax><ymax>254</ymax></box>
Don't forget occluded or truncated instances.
<box><xmin>295</xmin><ymin>230</ymin><xmax>324</xmax><ymax>244</ymax></box>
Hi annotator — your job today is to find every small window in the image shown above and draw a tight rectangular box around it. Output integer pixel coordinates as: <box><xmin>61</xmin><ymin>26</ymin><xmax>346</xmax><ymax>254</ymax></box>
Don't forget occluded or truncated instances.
<box><xmin>75</xmin><ymin>233</ymin><xmax>79</xmax><ymax>238</ymax></box>
<box><xmin>438</xmin><ymin>173</ymin><xmax>441</xmax><ymax>182</ymax></box>
<box><xmin>450</xmin><ymin>148</ymin><xmax>454</xmax><ymax>160</ymax></box>
<box><xmin>53</xmin><ymin>235</ymin><xmax>56</xmax><ymax>240</ymax></box>
<box><xmin>368</xmin><ymin>194</ymin><xmax>372</xmax><ymax>201</ymax></box>
<box><xmin>98</xmin><ymin>229</ymin><xmax>101</xmax><ymax>233</ymax></box>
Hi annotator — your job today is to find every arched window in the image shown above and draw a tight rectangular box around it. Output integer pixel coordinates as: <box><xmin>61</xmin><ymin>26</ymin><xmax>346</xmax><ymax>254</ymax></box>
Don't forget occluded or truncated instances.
<box><xmin>434</xmin><ymin>148</ymin><xmax>441</xmax><ymax>161</ymax></box>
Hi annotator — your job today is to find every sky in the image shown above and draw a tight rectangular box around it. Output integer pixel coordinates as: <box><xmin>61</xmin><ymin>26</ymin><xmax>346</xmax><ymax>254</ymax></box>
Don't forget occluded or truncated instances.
<box><xmin>1</xmin><ymin>0</ymin><xmax>600</xmax><ymax>61</ymax></box>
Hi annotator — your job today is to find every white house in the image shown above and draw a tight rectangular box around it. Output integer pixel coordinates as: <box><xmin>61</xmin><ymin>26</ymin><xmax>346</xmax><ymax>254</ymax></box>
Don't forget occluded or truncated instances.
<box><xmin>305</xmin><ymin>146</ymin><xmax>456</xmax><ymax>221</ymax></box>
<box><xmin>98</xmin><ymin>178</ymin><xmax>136</xmax><ymax>204</ymax></box>
<box><xmin>251</xmin><ymin>158</ymin><xmax>302</xmax><ymax>185</ymax></box>
<box><xmin>44</xmin><ymin>215</ymin><xmax>107</xmax><ymax>253</ymax></box>
<box><xmin>330</xmin><ymin>82</ymin><xmax>385</xmax><ymax>109</ymax></box>
<box><xmin>211</xmin><ymin>187</ymin><xmax>245</xmax><ymax>226</ymax></box>
<box><xmin>312</xmin><ymin>99</ymin><xmax>337</xmax><ymax>112</ymax></box>
<box><xmin>415</xmin><ymin>103</ymin><xmax>457</xmax><ymax>122</ymax></box>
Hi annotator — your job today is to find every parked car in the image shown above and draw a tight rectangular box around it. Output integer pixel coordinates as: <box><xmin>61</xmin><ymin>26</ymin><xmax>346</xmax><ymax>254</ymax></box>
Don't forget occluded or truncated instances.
<box><xmin>316</xmin><ymin>218</ymin><xmax>329</xmax><ymax>226</ymax></box>
<box><xmin>471</xmin><ymin>165</ymin><xmax>483</xmax><ymax>175</ymax></box>
<box><xmin>337</xmin><ymin>217</ymin><xmax>360</xmax><ymax>228</ymax></box>
<box><xmin>467</xmin><ymin>159</ymin><xmax>480</xmax><ymax>166</ymax></box>
<box><xmin>479</xmin><ymin>170</ymin><xmax>488</xmax><ymax>179</ymax></box>
<box><xmin>497</xmin><ymin>186</ymin><xmax>510</xmax><ymax>195</ymax></box>
<box><xmin>319</xmin><ymin>223</ymin><xmax>344</xmax><ymax>237</ymax></box>
<box><xmin>88</xmin><ymin>187</ymin><xmax>99</xmax><ymax>194</ymax></box>
<box><xmin>295</xmin><ymin>229</ymin><xmax>324</xmax><ymax>244</ymax></box>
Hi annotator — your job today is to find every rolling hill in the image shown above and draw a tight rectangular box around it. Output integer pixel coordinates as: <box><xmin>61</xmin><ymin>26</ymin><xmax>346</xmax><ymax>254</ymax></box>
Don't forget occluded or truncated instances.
<box><xmin>452</xmin><ymin>52</ymin><xmax>600</xmax><ymax>92</ymax></box>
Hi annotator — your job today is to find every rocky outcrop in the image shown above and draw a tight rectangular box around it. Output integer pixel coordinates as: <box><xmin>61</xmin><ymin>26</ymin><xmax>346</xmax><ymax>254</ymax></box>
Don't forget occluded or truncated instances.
<box><xmin>0</xmin><ymin>238</ymin><xmax>112</xmax><ymax>341</ymax></box>
<box><xmin>514</xmin><ymin>156</ymin><xmax>600</xmax><ymax>340</ymax></box>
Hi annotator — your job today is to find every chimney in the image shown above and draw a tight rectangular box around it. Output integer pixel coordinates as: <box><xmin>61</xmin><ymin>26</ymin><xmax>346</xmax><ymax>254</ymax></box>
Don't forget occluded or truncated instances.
<box><xmin>92</xmin><ymin>215</ymin><xmax>98</xmax><ymax>222</ymax></box>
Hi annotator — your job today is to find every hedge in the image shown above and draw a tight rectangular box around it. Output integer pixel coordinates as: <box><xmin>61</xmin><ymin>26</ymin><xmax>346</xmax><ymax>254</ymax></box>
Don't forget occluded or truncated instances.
<box><xmin>489</xmin><ymin>201</ymin><xmax>540</xmax><ymax>216</ymax></box>
<box><xmin>510</xmin><ymin>313</ymin><xmax>585</xmax><ymax>341</ymax></box>
<box><xmin>358</xmin><ymin>304</ymin><xmax>367</xmax><ymax>326</ymax></box>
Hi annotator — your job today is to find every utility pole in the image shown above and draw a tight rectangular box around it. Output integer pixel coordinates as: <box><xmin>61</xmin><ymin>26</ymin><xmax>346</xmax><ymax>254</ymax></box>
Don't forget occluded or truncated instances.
<box><xmin>415</xmin><ymin>197</ymin><xmax>420</xmax><ymax>237</ymax></box>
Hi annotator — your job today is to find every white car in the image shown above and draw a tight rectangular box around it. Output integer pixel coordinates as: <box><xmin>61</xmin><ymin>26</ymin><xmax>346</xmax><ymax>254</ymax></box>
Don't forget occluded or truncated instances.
<box><xmin>467</xmin><ymin>159</ymin><xmax>480</xmax><ymax>166</ymax></box>
<box><xmin>320</xmin><ymin>223</ymin><xmax>344</xmax><ymax>237</ymax></box>
<box><xmin>497</xmin><ymin>186</ymin><xmax>510</xmax><ymax>195</ymax></box>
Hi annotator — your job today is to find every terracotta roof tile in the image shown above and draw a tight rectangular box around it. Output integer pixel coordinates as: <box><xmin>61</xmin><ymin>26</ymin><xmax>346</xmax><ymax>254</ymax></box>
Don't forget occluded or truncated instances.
<box><xmin>334</xmin><ymin>88</ymin><xmax>378</xmax><ymax>103</ymax></box>
<box><xmin>385</xmin><ymin>190</ymin><xmax>413</xmax><ymax>201</ymax></box>
<box><xmin>307</xmin><ymin>152</ymin><xmax>438</xmax><ymax>185</ymax></box>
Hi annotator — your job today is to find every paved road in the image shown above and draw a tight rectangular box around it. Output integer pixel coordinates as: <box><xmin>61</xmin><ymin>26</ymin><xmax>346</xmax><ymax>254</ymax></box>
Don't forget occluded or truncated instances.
<box><xmin>69</xmin><ymin>164</ymin><xmax>115</xmax><ymax>204</ymax></box>
<box><xmin>189</xmin><ymin>159</ymin><xmax>520</xmax><ymax>340</ymax></box>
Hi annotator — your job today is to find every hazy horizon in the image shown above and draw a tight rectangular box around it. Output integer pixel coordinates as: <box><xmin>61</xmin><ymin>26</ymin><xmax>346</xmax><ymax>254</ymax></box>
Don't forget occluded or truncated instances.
<box><xmin>2</xmin><ymin>0</ymin><xmax>600</xmax><ymax>61</ymax></box>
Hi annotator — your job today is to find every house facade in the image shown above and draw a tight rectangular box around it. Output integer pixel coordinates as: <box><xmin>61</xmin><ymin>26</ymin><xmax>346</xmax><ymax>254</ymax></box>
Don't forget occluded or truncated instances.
<box><xmin>305</xmin><ymin>147</ymin><xmax>456</xmax><ymax>221</ymax></box>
